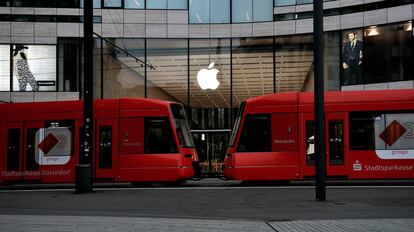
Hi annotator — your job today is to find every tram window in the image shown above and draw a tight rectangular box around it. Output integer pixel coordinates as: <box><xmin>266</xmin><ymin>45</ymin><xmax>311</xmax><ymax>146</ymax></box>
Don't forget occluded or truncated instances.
<box><xmin>145</xmin><ymin>117</ymin><xmax>177</xmax><ymax>154</ymax></box>
<box><xmin>237</xmin><ymin>114</ymin><xmax>271</xmax><ymax>152</ymax></box>
<box><xmin>349</xmin><ymin>112</ymin><xmax>414</xmax><ymax>150</ymax></box>
<box><xmin>306</xmin><ymin>121</ymin><xmax>315</xmax><ymax>166</ymax></box>
<box><xmin>7</xmin><ymin>129</ymin><xmax>20</xmax><ymax>171</ymax></box>
<box><xmin>350</xmin><ymin>112</ymin><xmax>378</xmax><ymax>150</ymax></box>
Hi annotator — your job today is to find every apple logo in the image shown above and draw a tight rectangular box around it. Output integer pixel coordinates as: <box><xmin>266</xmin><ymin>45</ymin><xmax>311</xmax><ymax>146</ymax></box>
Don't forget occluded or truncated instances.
<box><xmin>197</xmin><ymin>62</ymin><xmax>220</xmax><ymax>90</ymax></box>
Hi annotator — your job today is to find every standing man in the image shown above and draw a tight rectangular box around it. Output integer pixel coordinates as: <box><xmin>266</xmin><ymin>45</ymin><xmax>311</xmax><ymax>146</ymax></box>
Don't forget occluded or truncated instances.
<box><xmin>342</xmin><ymin>31</ymin><xmax>363</xmax><ymax>85</ymax></box>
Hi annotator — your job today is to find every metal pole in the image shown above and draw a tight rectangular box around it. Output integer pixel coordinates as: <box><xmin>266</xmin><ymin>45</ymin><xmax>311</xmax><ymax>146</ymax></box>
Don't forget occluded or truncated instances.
<box><xmin>76</xmin><ymin>0</ymin><xmax>93</xmax><ymax>193</ymax></box>
<box><xmin>313</xmin><ymin>0</ymin><xmax>326</xmax><ymax>201</ymax></box>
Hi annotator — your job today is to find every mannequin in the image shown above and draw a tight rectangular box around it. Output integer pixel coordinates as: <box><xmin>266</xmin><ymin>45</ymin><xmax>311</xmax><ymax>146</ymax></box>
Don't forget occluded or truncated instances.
<box><xmin>13</xmin><ymin>45</ymin><xmax>39</xmax><ymax>91</ymax></box>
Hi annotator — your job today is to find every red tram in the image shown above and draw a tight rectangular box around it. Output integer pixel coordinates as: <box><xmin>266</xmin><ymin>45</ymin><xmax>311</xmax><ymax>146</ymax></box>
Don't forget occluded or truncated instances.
<box><xmin>224</xmin><ymin>89</ymin><xmax>414</xmax><ymax>181</ymax></box>
<box><xmin>0</xmin><ymin>98</ymin><xmax>199</xmax><ymax>184</ymax></box>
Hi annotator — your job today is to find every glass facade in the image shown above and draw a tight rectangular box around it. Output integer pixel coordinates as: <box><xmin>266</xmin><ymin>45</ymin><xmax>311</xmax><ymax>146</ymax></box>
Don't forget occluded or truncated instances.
<box><xmin>190</xmin><ymin>0</ymin><xmax>230</xmax><ymax>24</ymax></box>
<box><xmin>364</xmin><ymin>23</ymin><xmax>414</xmax><ymax>84</ymax></box>
<box><xmin>275</xmin><ymin>34</ymin><xmax>314</xmax><ymax>92</ymax></box>
<box><xmin>124</xmin><ymin>0</ymin><xmax>145</xmax><ymax>9</ymax></box>
<box><xmin>147</xmin><ymin>39</ymin><xmax>188</xmax><ymax>104</ymax></box>
<box><xmin>232</xmin><ymin>37</ymin><xmax>274</xmax><ymax>106</ymax></box>
<box><xmin>103</xmin><ymin>0</ymin><xmax>122</xmax><ymax>8</ymax></box>
<box><xmin>99</xmin><ymin>38</ymin><xmax>145</xmax><ymax>98</ymax></box>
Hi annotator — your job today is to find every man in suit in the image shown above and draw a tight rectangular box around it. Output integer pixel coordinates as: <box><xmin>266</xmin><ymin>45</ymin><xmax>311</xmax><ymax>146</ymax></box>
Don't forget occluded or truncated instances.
<box><xmin>342</xmin><ymin>31</ymin><xmax>363</xmax><ymax>85</ymax></box>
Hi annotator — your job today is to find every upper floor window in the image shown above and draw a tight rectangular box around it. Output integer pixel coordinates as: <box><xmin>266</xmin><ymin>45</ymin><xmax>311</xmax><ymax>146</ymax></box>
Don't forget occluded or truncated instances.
<box><xmin>124</xmin><ymin>0</ymin><xmax>145</xmax><ymax>9</ymax></box>
<box><xmin>190</xmin><ymin>0</ymin><xmax>230</xmax><ymax>24</ymax></box>
<box><xmin>232</xmin><ymin>0</ymin><xmax>273</xmax><ymax>23</ymax></box>
<box><xmin>103</xmin><ymin>0</ymin><xmax>122</xmax><ymax>8</ymax></box>
<box><xmin>274</xmin><ymin>0</ymin><xmax>295</xmax><ymax>6</ymax></box>
<box><xmin>146</xmin><ymin>0</ymin><xmax>187</xmax><ymax>9</ymax></box>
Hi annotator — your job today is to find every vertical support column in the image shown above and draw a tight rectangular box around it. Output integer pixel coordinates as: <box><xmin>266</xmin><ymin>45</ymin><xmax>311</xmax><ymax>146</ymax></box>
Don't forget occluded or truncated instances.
<box><xmin>76</xmin><ymin>0</ymin><xmax>93</xmax><ymax>193</ymax></box>
<box><xmin>313</xmin><ymin>0</ymin><xmax>326</xmax><ymax>201</ymax></box>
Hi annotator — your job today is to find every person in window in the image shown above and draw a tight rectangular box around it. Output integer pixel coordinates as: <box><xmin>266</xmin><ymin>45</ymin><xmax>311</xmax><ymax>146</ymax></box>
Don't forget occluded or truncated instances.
<box><xmin>13</xmin><ymin>45</ymin><xmax>39</xmax><ymax>91</ymax></box>
<box><xmin>342</xmin><ymin>31</ymin><xmax>363</xmax><ymax>85</ymax></box>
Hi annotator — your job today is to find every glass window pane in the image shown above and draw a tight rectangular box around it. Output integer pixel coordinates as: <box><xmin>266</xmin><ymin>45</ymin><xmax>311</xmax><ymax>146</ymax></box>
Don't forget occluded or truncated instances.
<box><xmin>189</xmin><ymin>0</ymin><xmax>210</xmax><ymax>23</ymax></box>
<box><xmin>232</xmin><ymin>0</ymin><xmax>252</xmax><ymax>23</ymax></box>
<box><xmin>147</xmin><ymin>39</ymin><xmax>188</xmax><ymax>105</ymax></box>
<box><xmin>232</xmin><ymin>37</ymin><xmax>274</xmax><ymax>107</ymax></box>
<box><xmin>147</xmin><ymin>0</ymin><xmax>167</xmax><ymax>9</ymax></box>
<box><xmin>101</xmin><ymin>39</ymin><xmax>145</xmax><ymax>98</ymax></box>
<box><xmin>238</xmin><ymin>114</ymin><xmax>271</xmax><ymax>152</ymax></box>
<box><xmin>103</xmin><ymin>0</ymin><xmax>122</xmax><ymax>8</ymax></box>
<box><xmin>325</xmin><ymin>31</ymin><xmax>340</xmax><ymax>91</ymax></box>
<box><xmin>0</xmin><ymin>45</ymin><xmax>10</xmax><ymax>91</ymax></box>
<box><xmin>168</xmin><ymin>0</ymin><xmax>187</xmax><ymax>9</ymax></box>
<box><xmin>253</xmin><ymin>0</ymin><xmax>273</xmax><ymax>22</ymax></box>
<box><xmin>145</xmin><ymin>117</ymin><xmax>177</xmax><ymax>154</ymax></box>
<box><xmin>125</xmin><ymin>0</ymin><xmax>145</xmax><ymax>9</ymax></box>
<box><xmin>275</xmin><ymin>35</ymin><xmax>313</xmax><ymax>92</ymax></box>
<box><xmin>297</xmin><ymin>0</ymin><xmax>313</xmax><ymax>4</ymax></box>
<box><xmin>12</xmin><ymin>45</ymin><xmax>57</xmax><ymax>91</ymax></box>
<box><xmin>274</xmin><ymin>0</ymin><xmax>295</xmax><ymax>6</ymax></box>
<box><xmin>58</xmin><ymin>38</ymin><xmax>81</xmax><ymax>92</ymax></box>
<box><xmin>210</xmin><ymin>0</ymin><xmax>230</xmax><ymax>23</ymax></box>
<box><xmin>364</xmin><ymin>23</ymin><xmax>413</xmax><ymax>85</ymax></box>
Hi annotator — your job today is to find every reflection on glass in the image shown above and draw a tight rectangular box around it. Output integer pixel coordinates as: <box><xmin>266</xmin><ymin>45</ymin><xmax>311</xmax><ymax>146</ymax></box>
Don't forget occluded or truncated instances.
<box><xmin>232</xmin><ymin>0</ymin><xmax>252</xmax><ymax>23</ymax></box>
<box><xmin>124</xmin><ymin>0</ymin><xmax>145</xmax><ymax>9</ymax></box>
<box><xmin>253</xmin><ymin>0</ymin><xmax>273</xmax><ymax>22</ymax></box>
<box><xmin>341</xmin><ymin>29</ymin><xmax>363</xmax><ymax>85</ymax></box>
<box><xmin>0</xmin><ymin>45</ymin><xmax>10</xmax><ymax>91</ymax></box>
<box><xmin>189</xmin><ymin>0</ymin><xmax>209</xmax><ymax>23</ymax></box>
<box><xmin>232</xmin><ymin>37</ymin><xmax>274</xmax><ymax>107</ymax></box>
<box><xmin>101</xmin><ymin>39</ymin><xmax>145</xmax><ymax>98</ymax></box>
<box><xmin>147</xmin><ymin>39</ymin><xmax>188</xmax><ymax>104</ymax></box>
<box><xmin>147</xmin><ymin>0</ymin><xmax>167</xmax><ymax>9</ymax></box>
<box><xmin>12</xmin><ymin>45</ymin><xmax>56</xmax><ymax>91</ymax></box>
<box><xmin>325</xmin><ymin>31</ymin><xmax>340</xmax><ymax>91</ymax></box>
<box><xmin>58</xmin><ymin>38</ymin><xmax>81</xmax><ymax>92</ymax></box>
<box><xmin>275</xmin><ymin>35</ymin><xmax>313</xmax><ymax>92</ymax></box>
<box><xmin>103</xmin><ymin>0</ymin><xmax>122</xmax><ymax>8</ymax></box>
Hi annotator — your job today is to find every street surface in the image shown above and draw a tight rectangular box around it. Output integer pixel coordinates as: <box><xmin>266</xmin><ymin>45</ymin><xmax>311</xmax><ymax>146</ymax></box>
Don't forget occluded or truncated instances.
<box><xmin>1</xmin><ymin>179</ymin><xmax>414</xmax><ymax>231</ymax></box>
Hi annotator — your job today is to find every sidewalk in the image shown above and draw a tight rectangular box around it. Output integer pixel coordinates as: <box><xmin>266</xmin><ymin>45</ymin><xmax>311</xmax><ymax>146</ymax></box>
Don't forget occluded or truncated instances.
<box><xmin>0</xmin><ymin>214</ymin><xmax>413</xmax><ymax>232</ymax></box>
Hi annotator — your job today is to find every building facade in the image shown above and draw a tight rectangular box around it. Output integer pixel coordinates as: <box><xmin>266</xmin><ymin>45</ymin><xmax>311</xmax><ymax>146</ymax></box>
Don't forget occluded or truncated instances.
<box><xmin>0</xmin><ymin>0</ymin><xmax>413</xmax><ymax>172</ymax></box>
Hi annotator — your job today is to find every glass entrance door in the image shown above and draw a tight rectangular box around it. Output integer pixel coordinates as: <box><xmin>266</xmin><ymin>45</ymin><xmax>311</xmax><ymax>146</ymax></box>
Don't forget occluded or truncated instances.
<box><xmin>192</xmin><ymin>130</ymin><xmax>230</xmax><ymax>177</ymax></box>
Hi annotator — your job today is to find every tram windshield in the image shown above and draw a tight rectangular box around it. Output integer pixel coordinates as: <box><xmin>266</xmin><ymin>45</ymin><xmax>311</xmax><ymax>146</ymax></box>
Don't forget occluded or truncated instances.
<box><xmin>170</xmin><ymin>104</ymin><xmax>194</xmax><ymax>148</ymax></box>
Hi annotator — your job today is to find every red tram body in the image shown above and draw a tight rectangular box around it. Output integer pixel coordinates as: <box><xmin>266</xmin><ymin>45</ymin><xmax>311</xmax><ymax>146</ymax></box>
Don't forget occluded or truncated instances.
<box><xmin>0</xmin><ymin>98</ymin><xmax>198</xmax><ymax>184</ymax></box>
<box><xmin>224</xmin><ymin>89</ymin><xmax>414</xmax><ymax>181</ymax></box>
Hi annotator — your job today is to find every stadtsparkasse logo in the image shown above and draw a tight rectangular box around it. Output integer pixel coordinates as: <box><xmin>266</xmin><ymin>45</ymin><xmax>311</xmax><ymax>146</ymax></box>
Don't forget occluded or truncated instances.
<box><xmin>379</xmin><ymin>120</ymin><xmax>407</xmax><ymax>146</ymax></box>
<box><xmin>197</xmin><ymin>62</ymin><xmax>220</xmax><ymax>90</ymax></box>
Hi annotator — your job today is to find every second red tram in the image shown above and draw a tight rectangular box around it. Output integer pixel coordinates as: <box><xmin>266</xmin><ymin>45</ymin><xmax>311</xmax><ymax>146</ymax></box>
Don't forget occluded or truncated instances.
<box><xmin>224</xmin><ymin>89</ymin><xmax>414</xmax><ymax>181</ymax></box>
<box><xmin>0</xmin><ymin>98</ymin><xmax>199</xmax><ymax>185</ymax></box>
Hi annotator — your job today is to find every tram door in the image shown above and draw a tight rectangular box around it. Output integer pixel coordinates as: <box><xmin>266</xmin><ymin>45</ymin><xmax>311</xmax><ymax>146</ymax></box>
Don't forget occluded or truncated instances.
<box><xmin>302</xmin><ymin>113</ymin><xmax>347</xmax><ymax>177</ymax></box>
<box><xmin>192</xmin><ymin>130</ymin><xmax>230</xmax><ymax>177</ymax></box>
<box><xmin>3</xmin><ymin>121</ymin><xmax>43</xmax><ymax>183</ymax></box>
<box><xmin>95</xmin><ymin>119</ymin><xmax>117</xmax><ymax>179</ymax></box>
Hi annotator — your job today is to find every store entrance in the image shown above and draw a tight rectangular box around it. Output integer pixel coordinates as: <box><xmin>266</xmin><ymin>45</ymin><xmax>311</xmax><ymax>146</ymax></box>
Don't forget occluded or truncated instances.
<box><xmin>192</xmin><ymin>130</ymin><xmax>231</xmax><ymax>177</ymax></box>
